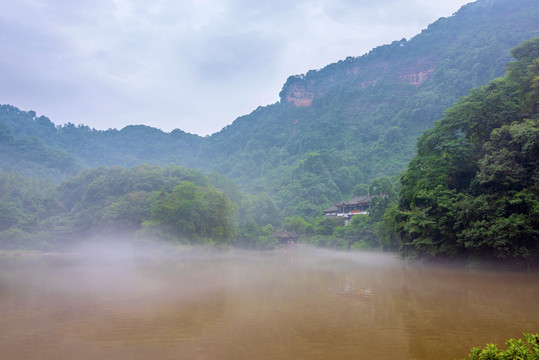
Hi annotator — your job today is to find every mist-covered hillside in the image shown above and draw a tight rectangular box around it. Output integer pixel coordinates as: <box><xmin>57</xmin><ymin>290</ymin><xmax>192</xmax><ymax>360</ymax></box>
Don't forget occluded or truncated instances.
<box><xmin>1</xmin><ymin>0</ymin><xmax>539</xmax><ymax>217</ymax></box>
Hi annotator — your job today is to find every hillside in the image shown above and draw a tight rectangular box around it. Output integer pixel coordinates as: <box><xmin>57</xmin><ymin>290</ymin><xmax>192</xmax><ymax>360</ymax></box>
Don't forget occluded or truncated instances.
<box><xmin>389</xmin><ymin>37</ymin><xmax>539</xmax><ymax>264</ymax></box>
<box><xmin>1</xmin><ymin>0</ymin><xmax>539</xmax><ymax>217</ymax></box>
<box><xmin>204</xmin><ymin>0</ymin><xmax>539</xmax><ymax>215</ymax></box>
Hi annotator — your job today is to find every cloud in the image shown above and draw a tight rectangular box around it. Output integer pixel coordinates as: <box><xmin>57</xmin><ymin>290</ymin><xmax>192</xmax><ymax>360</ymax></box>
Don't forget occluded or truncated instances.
<box><xmin>0</xmin><ymin>0</ymin><xmax>470</xmax><ymax>135</ymax></box>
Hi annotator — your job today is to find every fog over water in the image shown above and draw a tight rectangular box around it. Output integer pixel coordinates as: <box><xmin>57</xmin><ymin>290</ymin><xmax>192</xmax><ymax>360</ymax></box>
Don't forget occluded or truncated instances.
<box><xmin>1</xmin><ymin>243</ymin><xmax>538</xmax><ymax>360</ymax></box>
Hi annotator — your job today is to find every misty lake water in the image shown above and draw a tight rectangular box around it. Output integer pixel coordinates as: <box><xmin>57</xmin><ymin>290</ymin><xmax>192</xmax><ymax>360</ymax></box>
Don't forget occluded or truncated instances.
<box><xmin>1</xmin><ymin>246</ymin><xmax>537</xmax><ymax>360</ymax></box>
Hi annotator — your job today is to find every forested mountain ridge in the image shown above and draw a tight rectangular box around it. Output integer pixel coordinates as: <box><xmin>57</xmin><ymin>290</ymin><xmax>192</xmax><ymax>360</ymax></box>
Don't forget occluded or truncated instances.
<box><xmin>386</xmin><ymin>37</ymin><xmax>539</xmax><ymax>264</ymax></box>
<box><xmin>207</xmin><ymin>0</ymin><xmax>539</xmax><ymax>199</ymax></box>
<box><xmin>278</xmin><ymin>0</ymin><xmax>538</xmax><ymax>106</ymax></box>
<box><xmin>1</xmin><ymin>0</ymin><xmax>539</xmax><ymax>217</ymax></box>
<box><xmin>1</xmin><ymin>37</ymin><xmax>537</xmax><ymax>255</ymax></box>
<box><xmin>0</xmin><ymin>107</ymin><xmax>203</xmax><ymax>177</ymax></box>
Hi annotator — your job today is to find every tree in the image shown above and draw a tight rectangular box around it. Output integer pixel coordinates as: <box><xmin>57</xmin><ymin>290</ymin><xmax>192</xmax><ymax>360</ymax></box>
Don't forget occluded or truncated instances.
<box><xmin>391</xmin><ymin>37</ymin><xmax>539</xmax><ymax>264</ymax></box>
<box><xmin>145</xmin><ymin>181</ymin><xmax>235</xmax><ymax>244</ymax></box>
<box><xmin>461</xmin><ymin>333</ymin><xmax>539</xmax><ymax>360</ymax></box>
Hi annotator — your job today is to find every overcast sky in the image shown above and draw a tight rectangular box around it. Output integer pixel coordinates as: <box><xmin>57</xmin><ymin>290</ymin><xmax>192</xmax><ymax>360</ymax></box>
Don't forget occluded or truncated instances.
<box><xmin>1</xmin><ymin>0</ymin><xmax>472</xmax><ymax>136</ymax></box>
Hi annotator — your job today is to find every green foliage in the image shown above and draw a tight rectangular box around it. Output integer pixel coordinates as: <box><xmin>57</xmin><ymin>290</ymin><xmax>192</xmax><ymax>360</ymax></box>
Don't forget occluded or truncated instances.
<box><xmin>376</xmin><ymin>202</ymin><xmax>401</xmax><ymax>251</ymax></box>
<box><xmin>275</xmin><ymin>151</ymin><xmax>344</xmax><ymax>218</ymax></box>
<box><xmin>334</xmin><ymin>215</ymin><xmax>378</xmax><ymax>250</ymax></box>
<box><xmin>350</xmin><ymin>239</ymin><xmax>373</xmax><ymax>251</ymax></box>
<box><xmin>308</xmin><ymin>234</ymin><xmax>348</xmax><ymax>250</ymax></box>
<box><xmin>461</xmin><ymin>333</ymin><xmax>539</xmax><ymax>360</ymax></box>
<box><xmin>313</xmin><ymin>217</ymin><xmax>343</xmax><ymax>236</ymax></box>
<box><xmin>2</xmin><ymin>0</ymin><xmax>538</xmax><ymax>221</ymax></box>
<box><xmin>0</xmin><ymin>165</ymin><xmax>237</xmax><ymax>249</ymax></box>
<box><xmin>236</xmin><ymin>220</ymin><xmax>278</xmax><ymax>250</ymax></box>
<box><xmin>2</xmin><ymin>2</ymin><xmax>539</xmax><ymax>253</ymax></box>
<box><xmin>291</xmin><ymin>175</ymin><xmax>399</xmax><ymax>251</ymax></box>
<box><xmin>143</xmin><ymin>181</ymin><xmax>235</xmax><ymax>244</ymax></box>
<box><xmin>0</xmin><ymin>172</ymin><xmax>60</xmax><ymax>249</ymax></box>
<box><xmin>0</xmin><ymin>173</ymin><xmax>58</xmax><ymax>229</ymax></box>
<box><xmin>368</xmin><ymin>177</ymin><xmax>397</xmax><ymax>222</ymax></box>
<box><xmin>237</xmin><ymin>192</ymin><xmax>281</xmax><ymax>227</ymax></box>
<box><xmin>100</xmin><ymin>190</ymin><xmax>151</xmax><ymax>230</ymax></box>
<box><xmin>283</xmin><ymin>216</ymin><xmax>310</xmax><ymax>235</ymax></box>
<box><xmin>352</xmin><ymin>184</ymin><xmax>369</xmax><ymax>197</ymax></box>
<box><xmin>392</xmin><ymin>38</ymin><xmax>539</xmax><ymax>263</ymax></box>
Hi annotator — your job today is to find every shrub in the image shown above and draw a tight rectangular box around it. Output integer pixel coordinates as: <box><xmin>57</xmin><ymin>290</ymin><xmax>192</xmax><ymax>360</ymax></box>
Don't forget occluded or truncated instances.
<box><xmin>461</xmin><ymin>333</ymin><xmax>539</xmax><ymax>360</ymax></box>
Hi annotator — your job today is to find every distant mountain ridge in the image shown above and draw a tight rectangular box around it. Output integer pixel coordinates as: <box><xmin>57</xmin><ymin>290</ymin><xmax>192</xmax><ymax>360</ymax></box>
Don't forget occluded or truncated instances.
<box><xmin>280</xmin><ymin>0</ymin><xmax>539</xmax><ymax>102</ymax></box>
<box><xmin>1</xmin><ymin>0</ymin><xmax>539</xmax><ymax>216</ymax></box>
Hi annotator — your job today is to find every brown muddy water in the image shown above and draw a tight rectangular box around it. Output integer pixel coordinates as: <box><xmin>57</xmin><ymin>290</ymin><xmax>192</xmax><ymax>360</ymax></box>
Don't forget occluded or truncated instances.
<box><xmin>0</xmin><ymin>246</ymin><xmax>537</xmax><ymax>360</ymax></box>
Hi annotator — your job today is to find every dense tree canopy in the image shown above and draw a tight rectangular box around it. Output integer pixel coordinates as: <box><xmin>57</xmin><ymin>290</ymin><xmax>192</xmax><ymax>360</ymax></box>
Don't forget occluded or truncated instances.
<box><xmin>0</xmin><ymin>2</ymin><xmax>538</xmax><ymax>260</ymax></box>
<box><xmin>391</xmin><ymin>38</ymin><xmax>539</xmax><ymax>264</ymax></box>
<box><xmin>0</xmin><ymin>165</ymin><xmax>236</xmax><ymax>249</ymax></box>
<box><xmin>142</xmin><ymin>181</ymin><xmax>235</xmax><ymax>244</ymax></box>
<box><xmin>1</xmin><ymin>0</ymin><xmax>538</xmax><ymax>218</ymax></box>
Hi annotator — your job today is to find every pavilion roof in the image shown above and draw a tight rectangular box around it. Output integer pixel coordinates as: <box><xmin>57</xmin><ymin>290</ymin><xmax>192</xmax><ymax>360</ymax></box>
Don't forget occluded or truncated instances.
<box><xmin>334</xmin><ymin>195</ymin><xmax>370</xmax><ymax>207</ymax></box>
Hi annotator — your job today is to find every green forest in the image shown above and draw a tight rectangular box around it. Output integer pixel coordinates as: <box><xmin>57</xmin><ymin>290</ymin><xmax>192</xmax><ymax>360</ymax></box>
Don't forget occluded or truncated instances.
<box><xmin>0</xmin><ymin>0</ymin><xmax>538</xmax><ymax>268</ymax></box>
<box><xmin>0</xmin><ymin>165</ymin><xmax>282</xmax><ymax>250</ymax></box>
<box><xmin>386</xmin><ymin>38</ymin><xmax>539</xmax><ymax>265</ymax></box>
<box><xmin>2</xmin><ymin>0</ymin><xmax>538</xmax><ymax>218</ymax></box>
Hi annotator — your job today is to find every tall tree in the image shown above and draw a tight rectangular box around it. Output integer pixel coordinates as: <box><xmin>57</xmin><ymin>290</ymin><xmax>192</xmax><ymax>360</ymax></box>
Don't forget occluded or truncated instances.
<box><xmin>392</xmin><ymin>38</ymin><xmax>539</xmax><ymax>264</ymax></box>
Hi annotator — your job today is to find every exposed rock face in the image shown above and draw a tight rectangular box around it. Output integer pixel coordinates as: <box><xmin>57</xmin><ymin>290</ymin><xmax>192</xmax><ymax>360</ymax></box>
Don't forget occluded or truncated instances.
<box><xmin>285</xmin><ymin>84</ymin><xmax>314</xmax><ymax>107</ymax></box>
<box><xmin>400</xmin><ymin>68</ymin><xmax>435</xmax><ymax>85</ymax></box>
<box><xmin>281</xmin><ymin>51</ymin><xmax>438</xmax><ymax>108</ymax></box>
<box><xmin>276</xmin><ymin>0</ymin><xmax>539</xmax><ymax>115</ymax></box>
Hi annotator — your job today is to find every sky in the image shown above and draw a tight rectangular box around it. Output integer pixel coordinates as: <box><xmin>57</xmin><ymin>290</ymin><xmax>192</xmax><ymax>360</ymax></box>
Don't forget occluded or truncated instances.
<box><xmin>0</xmin><ymin>0</ymin><xmax>472</xmax><ymax>136</ymax></box>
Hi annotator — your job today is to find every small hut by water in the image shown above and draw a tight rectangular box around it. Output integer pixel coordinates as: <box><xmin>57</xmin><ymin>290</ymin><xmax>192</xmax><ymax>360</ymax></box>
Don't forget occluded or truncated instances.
<box><xmin>273</xmin><ymin>230</ymin><xmax>299</xmax><ymax>245</ymax></box>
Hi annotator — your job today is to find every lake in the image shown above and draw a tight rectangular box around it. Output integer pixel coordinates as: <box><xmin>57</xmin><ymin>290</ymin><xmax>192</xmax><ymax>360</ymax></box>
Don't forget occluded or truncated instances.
<box><xmin>0</xmin><ymin>246</ymin><xmax>537</xmax><ymax>360</ymax></box>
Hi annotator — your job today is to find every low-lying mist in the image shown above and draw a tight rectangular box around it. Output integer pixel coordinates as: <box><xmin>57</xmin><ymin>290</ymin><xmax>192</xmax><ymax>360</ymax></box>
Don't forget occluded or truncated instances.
<box><xmin>1</xmin><ymin>238</ymin><xmax>403</xmax><ymax>305</ymax></box>
<box><xmin>2</xmin><ymin>238</ymin><xmax>538</xmax><ymax>360</ymax></box>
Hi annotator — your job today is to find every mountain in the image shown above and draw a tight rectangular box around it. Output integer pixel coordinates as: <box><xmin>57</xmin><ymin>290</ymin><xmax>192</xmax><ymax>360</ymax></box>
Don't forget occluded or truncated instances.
<box><xmin>1</xmin><ymin>0</ymin><xmax>539</xmax><ymax>217</ymax></box>
<box><xmin>389</xmin><ymin>37</ymin><xmax>539</xmax><ymax>263</ymax></box>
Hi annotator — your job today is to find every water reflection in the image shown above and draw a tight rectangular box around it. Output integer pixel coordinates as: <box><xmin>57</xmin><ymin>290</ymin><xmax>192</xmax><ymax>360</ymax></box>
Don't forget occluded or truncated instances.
<box><xmin>0</xmin><ymin>248</ymin><xmax>537</xmax><ymax>360</ymax></box>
